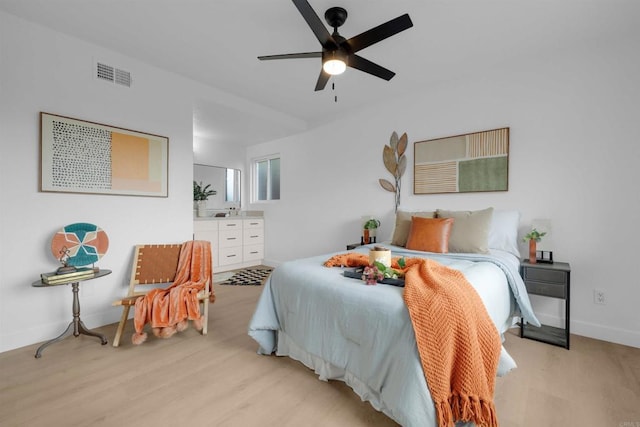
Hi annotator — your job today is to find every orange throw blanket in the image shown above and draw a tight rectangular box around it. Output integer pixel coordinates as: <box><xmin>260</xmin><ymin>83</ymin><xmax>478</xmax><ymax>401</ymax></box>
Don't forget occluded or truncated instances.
<box><xmin>325</xmin><ymin>253</ymin><xmax>501</xmax><ymax>427</ymax></box>
<box><xmin>133</xmin><ymin>240</ymin><xmax>213</xmax><ymax>343</ymax></box>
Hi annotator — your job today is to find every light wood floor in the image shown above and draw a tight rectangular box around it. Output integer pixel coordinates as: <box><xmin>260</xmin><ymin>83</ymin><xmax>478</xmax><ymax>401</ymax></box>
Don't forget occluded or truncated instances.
<box><xmin>1</xmin><ymin>283</ymin><xmax>639</xmax><ymax>427</ymax></box>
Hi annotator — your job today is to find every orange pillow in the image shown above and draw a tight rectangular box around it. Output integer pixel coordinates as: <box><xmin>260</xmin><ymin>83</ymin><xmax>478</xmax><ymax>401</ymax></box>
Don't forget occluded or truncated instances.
<box><xmin>406</xmin><ymin>217</ymin><xmax>454</xmax><ymax>253</ymax></box>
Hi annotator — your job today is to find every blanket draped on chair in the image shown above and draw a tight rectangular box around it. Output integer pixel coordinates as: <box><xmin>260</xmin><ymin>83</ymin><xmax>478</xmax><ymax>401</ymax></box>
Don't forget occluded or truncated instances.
<box><xmin>133</xmin><ymin>240</ymin><xmax>213</xmax><ymax>344</ymax></box>
<box><xmin>324</xmin><ymin>253</ymin><xmax>501</xmax><ymax>427</ymax></box>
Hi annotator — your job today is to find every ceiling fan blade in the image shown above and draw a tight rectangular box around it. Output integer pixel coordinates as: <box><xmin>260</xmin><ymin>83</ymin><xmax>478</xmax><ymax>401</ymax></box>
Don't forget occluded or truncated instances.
<box><xmin>348</xmin><ymin>55</ymin><xmax>395</xmax><ymax>81</ymax></box>
<box><xmin>292</xmin><ymin>0</ymin><xmax>336</xmax><ymax>48</ymax></box>
<box><xmin>345</xmin><ymin>14</ymin><xmax>413</xmax><ymax>53</ymax></box>
<box><xmin>314</xmin><ymin>69</ymin><xmax>331</xmax><ymax>91</ymax></box>
<box><xmin>258</xmin><ymin>52</ymin><xmax>322</xmax><ymax>60</ymax></box>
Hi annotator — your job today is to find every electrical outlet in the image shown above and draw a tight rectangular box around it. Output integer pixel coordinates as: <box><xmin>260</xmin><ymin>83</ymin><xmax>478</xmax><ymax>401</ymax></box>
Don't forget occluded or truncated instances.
<box><xmin>593</xmin><ymin>289</ymin><xmax>606</xmax><ymax>305</ymax></box>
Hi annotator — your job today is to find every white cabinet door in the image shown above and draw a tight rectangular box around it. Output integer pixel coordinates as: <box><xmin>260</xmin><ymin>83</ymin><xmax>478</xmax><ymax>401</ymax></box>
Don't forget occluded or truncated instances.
<box><xmin>219</xmin><ymin>229</ymin><xmax>243</xmax><ymax>248</ymax></box>
<box><xmin>219</xmin><ymin>219</ymin><xmax>243</xmax><ymax>231</ymax></box>
<box><xmin>243</xmin><ymin>218</ymin><xmax>264</xmax><ymax>262</ymax></box>
<box><xmin>195</xmin><ymin>218</ymin><xmax>265</xmax><ymax>271</ymax></box>
<box><xmin>219</xmin><ymin>246</ymin><xmax>243</xmax><ymax>266</ymax></box>
<box><xmin>244</xmin><ymin>219</ymin><xmax>264</xmax><ymax>229</ymax></box>
<box><xmin>243</xmin><ymin>244</ymin><xmax>264</xmax><ymax>261</ymax></box>
<box><xmin>194</xmin><ymin>220</ymin><xmax>219</xmax><ymax>267</ymax></box>
<box><xmin>243</xmin><ymin>229</ymin><xmax>264</xmax><ymax>246</ymax></box>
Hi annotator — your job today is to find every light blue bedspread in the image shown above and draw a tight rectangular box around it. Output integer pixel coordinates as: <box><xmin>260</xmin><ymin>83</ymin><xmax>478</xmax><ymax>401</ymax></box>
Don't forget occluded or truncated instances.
<box><xmin>248</xmin><ymin>246</ymin><xmax>539</xmax><ymax>427</ymax></box>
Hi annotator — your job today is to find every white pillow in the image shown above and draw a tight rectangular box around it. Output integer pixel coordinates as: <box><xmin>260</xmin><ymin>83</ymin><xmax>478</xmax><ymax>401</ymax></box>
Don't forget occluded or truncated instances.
<box><xmin>488</xmin><ymin>210</ymin><xmax>521</xmax><ymax>258</ymax></box>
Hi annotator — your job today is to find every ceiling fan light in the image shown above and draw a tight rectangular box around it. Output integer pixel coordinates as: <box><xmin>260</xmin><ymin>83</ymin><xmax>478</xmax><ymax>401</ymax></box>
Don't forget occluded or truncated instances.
<box><xmin>323</xmin><ymin>59</ymin><xmax>346</xmax><ymax>75</ymax></box>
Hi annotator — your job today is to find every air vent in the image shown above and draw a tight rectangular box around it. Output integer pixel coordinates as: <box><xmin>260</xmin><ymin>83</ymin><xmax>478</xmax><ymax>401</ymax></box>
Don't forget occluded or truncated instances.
<box><xmin>96</xmin><ymin>62</ymin><xmax>114</xmax><ymax>82</ymax></box>
<box><xmin>114</xmin><ymin>68</ymin><xmax>131</xmax><ymax>87</ymax></box>
<box><xmin>96</xmin><ymin>61</ymin><xmax>131</xmax><ymax>87</ymax></box>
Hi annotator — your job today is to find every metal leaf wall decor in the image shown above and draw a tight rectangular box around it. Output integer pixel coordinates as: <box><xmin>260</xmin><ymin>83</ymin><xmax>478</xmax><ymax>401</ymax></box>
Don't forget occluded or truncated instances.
<box><xmin>379</xmin><ymin>131</ymin><xmax>408</xmax><ymax>212</ymax></box>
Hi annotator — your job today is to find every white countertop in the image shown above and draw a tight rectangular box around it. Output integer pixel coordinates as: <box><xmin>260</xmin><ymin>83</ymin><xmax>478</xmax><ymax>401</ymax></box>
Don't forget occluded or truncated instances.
<box><xmin>194</xmin><ymin>215</ymin><xmax>263</xmax><ymax>221</ymax></box>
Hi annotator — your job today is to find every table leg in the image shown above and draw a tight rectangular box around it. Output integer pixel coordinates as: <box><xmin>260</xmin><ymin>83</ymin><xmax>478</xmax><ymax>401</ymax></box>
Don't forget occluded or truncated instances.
<box><xmin>34</xmin><ymin>282</ymin><xmax>108</xmax><ymax>358</ymax></box>
<box><xmin>78</xmin><ymin>320</ymin><xmax>108</xmax><ymax>344</ymax></box>
<box><xmin>34</xmin><ymin>321</ymin><xmax>74</xmax><ymax>358</ymax></box>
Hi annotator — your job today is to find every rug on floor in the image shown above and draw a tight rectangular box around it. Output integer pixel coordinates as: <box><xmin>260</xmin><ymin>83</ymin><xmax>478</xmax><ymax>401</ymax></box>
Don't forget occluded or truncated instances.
<box><xmin>213</xmin><ymin>271</ymin><xmax>235</xmax><ymax>284</ymax></box>
<box><xmin>217</xmin><ymin>267</ymin><xmax>273</xmax><ymax>286</ymax></box>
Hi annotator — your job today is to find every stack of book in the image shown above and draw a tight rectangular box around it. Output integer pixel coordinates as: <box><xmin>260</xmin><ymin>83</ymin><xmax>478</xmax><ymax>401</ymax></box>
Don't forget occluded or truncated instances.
<box><xmin>41</xmin><ymin>267</ymin><xmax>98</xmax><ymax>285</ymax></box>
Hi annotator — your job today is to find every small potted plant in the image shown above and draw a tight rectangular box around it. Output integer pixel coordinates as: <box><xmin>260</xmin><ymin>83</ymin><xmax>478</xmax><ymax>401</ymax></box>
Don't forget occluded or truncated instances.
<box><xmin>193</xmin><ymin>181</ymin><xmax>216</xmax><ymax>217</ymax></box>
<box><xmin>363</xmin><ymin>218</ymin><xmax>381</xmax><ymax>244</ymax></box>
<box><xmin>523</xmin><ymin>228</ymin><xmax>546</xmax><ymax>264</ymax></box>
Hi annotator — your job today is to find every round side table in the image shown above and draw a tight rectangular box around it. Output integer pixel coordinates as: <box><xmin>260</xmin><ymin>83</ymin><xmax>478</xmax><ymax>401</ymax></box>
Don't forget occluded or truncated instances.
<box><xmin>32</xmin><ymin>269</ymin><xmax>112</xmax><ymax>358</ymax></box>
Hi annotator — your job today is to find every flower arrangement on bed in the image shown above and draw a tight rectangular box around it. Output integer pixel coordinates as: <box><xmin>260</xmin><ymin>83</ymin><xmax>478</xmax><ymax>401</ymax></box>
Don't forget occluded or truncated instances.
<box><xmin>248</xmin><ymin>207</ymin><xmax>539</xmax><ymax>427</ymax></box>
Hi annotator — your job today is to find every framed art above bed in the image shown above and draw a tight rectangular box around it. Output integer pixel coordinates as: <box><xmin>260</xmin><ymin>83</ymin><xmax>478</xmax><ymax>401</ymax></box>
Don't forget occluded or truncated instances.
<box><xmin>414</xmin><ymin>127</ymin><xmax>509</xmax><ymax>194</ymax></box>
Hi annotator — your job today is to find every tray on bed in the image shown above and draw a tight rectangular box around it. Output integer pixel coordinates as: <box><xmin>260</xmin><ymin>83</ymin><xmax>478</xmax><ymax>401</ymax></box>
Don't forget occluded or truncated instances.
<box><xmin>343</xmin><ymin>268</ymin><xmax>405</xmax><ymax>287</ymax></box>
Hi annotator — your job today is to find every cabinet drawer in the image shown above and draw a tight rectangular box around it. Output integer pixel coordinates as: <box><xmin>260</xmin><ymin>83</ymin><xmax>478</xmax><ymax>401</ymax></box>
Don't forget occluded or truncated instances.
<box><xmin>219</xmin><ymin>219</ymin><xmax>243</xmax><ymax>230</ymax></box>
<box><xmin>219</xmin><ymin>229</ymin><xmax>242</xmax><ymax>248</ymax></box>
<box><xmin>194</xmin><ymin>220</ymin><xmax>218</xmax><ymax>232</ymax></box>
<box><xmin>219</xmin><ymin>247</ymin><xmax>242</xmax><ymax>266</ymax></box>
<box><xmin>243</xmin><ymin>230</ymin><xmax>264</xmax><ymax>245</ymax></box>
<box><xmin>524</xmin><ymin>280</ymin><xmax>566</xmax><ymax>298</ymax></box>
<box><xmin>523</xmin><ymin>267</ymin><xmax>567</xmax><ymax>284</ymax></box>
<box><xmin>244</xmin><ymin>219</ymin><xmax>264</xmax><ymax>230</ymax></box>
<box><xmin>243</xmin><ymin>244</ymin><xmax>264</xmax><ymax>261</ymax></box>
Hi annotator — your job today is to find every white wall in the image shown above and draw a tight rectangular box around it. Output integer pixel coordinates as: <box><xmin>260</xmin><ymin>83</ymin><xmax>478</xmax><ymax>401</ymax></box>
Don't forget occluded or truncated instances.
<box><xmin>0</xmin><ymin>12</ymin><xmax>200</xmax><ymax>352</ymax></box>
<box><xmin>194</xmin><ymin>137</ymin><xmax>245</xmax><ymax>171</ymax></box>
<box><xmin>0</xmin><ymin>10</ymin><xmax>300</xmax><ymax>352</ymax></box>
<box><xmin>247</xmin><ymin>36</ymin><xmax>640</xmax><ymax>348</ymax></box>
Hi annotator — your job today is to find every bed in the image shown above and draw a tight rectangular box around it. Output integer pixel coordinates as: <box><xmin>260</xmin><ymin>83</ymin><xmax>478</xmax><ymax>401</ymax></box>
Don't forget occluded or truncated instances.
<box><xmin>248</xmin><ymin>208</ymin><xmax>539</xmax><ymax>427</ymax></box>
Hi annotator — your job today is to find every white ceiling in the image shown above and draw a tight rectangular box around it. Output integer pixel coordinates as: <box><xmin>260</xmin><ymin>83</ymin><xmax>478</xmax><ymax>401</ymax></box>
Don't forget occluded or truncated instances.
<box><xmin>1</xmin><ymin>0</ymin><xmax>638</xmax><ymax>145</ymax></box>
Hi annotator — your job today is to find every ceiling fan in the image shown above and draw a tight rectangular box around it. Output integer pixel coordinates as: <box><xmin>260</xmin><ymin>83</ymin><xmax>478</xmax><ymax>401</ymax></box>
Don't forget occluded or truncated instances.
<box><xmin>258</xmin><ymin>0</ymin><xmax>413</xmax><ymax>91</ymax></box>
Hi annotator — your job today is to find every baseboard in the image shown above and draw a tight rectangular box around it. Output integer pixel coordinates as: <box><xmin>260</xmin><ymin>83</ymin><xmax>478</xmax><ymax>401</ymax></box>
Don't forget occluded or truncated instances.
<box><xmin>571</xmin><ymin>318</ymin><xmax>640</xmax><ymax>349</ymax></box>
<box><xmin>1</xmin><ymin>309</ymin><xmax>121</xmax><ymax>353</ymax></box>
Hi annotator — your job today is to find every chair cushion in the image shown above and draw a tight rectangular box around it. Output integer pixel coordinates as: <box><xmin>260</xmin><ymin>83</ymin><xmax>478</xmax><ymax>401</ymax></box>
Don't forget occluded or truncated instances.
<box><xmin>135</xmin><ymin>244</ymin><xmax>181</xmax><ymax>283</ymax></box>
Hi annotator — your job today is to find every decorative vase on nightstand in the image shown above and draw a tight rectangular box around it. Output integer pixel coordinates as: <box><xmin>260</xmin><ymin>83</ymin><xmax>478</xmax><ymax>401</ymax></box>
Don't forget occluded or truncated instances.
<box><xmin>528</xmin><ymin>239</ymin><xmax>536</xmax><ymax>264</ymax></box>
<box><xmin>523</xmin><ymin>227</ymin><xmax>547</xmax><ymax>264</ymax></box>
<box><xmin>362</xmin><ymin>218</ymin><xmax>380</xmax><ymax>245</ymax></box>
<box><xmin>363</xmin><ymin>228</ymin><xmax>370</xmax><ymax>245</ymax></box>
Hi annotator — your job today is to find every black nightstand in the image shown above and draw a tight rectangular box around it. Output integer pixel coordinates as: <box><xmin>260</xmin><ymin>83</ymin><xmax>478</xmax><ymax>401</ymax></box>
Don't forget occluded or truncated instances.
<box><xmin>520</xmin><ymin>260</ymin><xmax>571</xmax><ymax>349</ymax></box>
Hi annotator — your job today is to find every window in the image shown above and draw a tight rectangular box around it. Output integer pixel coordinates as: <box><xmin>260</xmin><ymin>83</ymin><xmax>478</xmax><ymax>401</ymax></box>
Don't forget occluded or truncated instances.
<box><xmin>252</xmin><ymin>155</ymin><xmax>280</xmax><ymax>202</ymax></box>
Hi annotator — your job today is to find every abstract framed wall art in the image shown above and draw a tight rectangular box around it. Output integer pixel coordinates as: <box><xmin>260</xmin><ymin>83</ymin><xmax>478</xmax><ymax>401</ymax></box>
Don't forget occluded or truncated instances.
<box><xmin>40</xmin><ymin>112</ymin><xmax>169</xmax><ymax>197</ymax></box>
<box><xmin>414</xmin><ymin>127</ymin><xmax>509</xmax><ymax>194</ymax></box>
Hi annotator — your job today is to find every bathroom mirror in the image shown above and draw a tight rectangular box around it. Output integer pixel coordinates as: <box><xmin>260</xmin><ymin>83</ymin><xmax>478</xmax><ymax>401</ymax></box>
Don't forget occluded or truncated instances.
<box><xmin>194</xmin><ymin>164</ymin><xmax>241</xmax><ymax>214</ymax></box>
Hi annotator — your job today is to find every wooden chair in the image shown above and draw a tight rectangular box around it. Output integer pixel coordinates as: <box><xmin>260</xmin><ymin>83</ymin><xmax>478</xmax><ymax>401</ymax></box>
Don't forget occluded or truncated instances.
<box><xmin>112</xmin><ymin>243</ymin><xmax>211</xmax><ymax>347</ymax></box>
